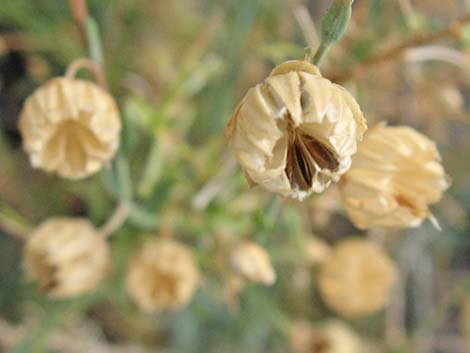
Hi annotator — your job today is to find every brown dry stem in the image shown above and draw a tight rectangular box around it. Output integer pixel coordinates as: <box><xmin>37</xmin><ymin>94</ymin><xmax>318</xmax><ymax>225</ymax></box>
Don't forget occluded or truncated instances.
<box><xmin>330</xmin><ymin>13</ymin><xmax>470</xmax><ymax>82</ymax></box>
<box><xmin>69</xmin><ymin>0</ymin><xmax>89</xmax><ymax>46</ymax></box>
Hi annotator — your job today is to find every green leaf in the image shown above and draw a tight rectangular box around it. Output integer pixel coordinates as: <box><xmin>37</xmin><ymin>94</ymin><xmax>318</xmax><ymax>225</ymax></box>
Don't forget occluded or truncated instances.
<box><xmin>312</xmin><ymin>0</ymin><xmax>353</xmax><ymax>65</ymax></box>
<box><xmin>320</xmin><ymin>0</ymin><xmax>352</xmax><ymax>44</ymax></box>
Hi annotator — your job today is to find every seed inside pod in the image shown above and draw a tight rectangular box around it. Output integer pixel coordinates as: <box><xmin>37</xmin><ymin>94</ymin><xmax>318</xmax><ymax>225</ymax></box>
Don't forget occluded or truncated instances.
<box><xmin>226</xmin><ymin>59</ymin><xmax>367</xmax><ymax>200</ymax></box>
<box><xmin>284</xmin><ymin>116</ymin><xmax>339</xmax><ymax>191</ymax></box>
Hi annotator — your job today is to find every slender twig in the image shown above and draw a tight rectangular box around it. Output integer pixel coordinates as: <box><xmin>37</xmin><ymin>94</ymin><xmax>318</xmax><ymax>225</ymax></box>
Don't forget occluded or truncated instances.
<box><xmin>192</xmin><ymin>155</ymin><xmax>237</xmax><ymax>210</ymax></box>
<box><xmin>329</xmin><ymin>13</ymin><xmax>470</xmax><ymax>82</ymax></box>
<box><xmin>69</xmin><ymin>0</ymin><xmax>107</xmax><ymax>90</ymax></box>
<box><xmin>69</xmin><ymin>0</ymin><xmax>132</xmax><ymax>237</ymax></box>
<box><xmin>312</xmin><ymin>41</ymin><xmax>332</xmax><ymax>66</ymax></box>
<box><xmin>99</xmin><ymin>203</ymin><xmax>130</xmax><ymax>239</ymax></box>
<box><xmin>65</xmin><ymin>57</ymin><xmax>107</xmax><ymax>88</ymax></box>
<box><xmin>403</xmin><ymin>45</ymin><xmax>470</xmax><ymax>69</ymax></box>
<box><xmin>0</xmin><ymin>214</ymin><xmax>30</xmax><ymax>240</ymax></box>
<box><xmin>69</xmin><ymin>0</ymin><xmax>89</xmax><ymax>44</ymax></box>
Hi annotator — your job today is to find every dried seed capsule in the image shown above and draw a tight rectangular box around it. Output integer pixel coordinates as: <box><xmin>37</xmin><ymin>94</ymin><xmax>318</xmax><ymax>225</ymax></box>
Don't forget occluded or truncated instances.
<box><xmin>23</xmin><ymin>217</ymin><xmax>109</xmax><ymax>298</ymax></box>
<box><xmin>318</xmin><ymin>238</ymin><xmax>397</xmax><ymax>318</ymax></box>
<box><xmin>18</xmin><ymin>77</ymin><xmax>121</xmax><ymax>179</ymax></box>
<box><xmin>226</xmin><ymin>60</ymin><xmax>366</xmax><ymax>200</ymax></box>
<box><xmin>340</xmin><ymin>122</ymin><xmax>450</xmax><ymax>229</ymax></box>
<box><xmin>291</xmin><ymin>320</ymin><xmax>361</xmax><ymax>353</ymax></box>
<box><xmin>126</xmin><ymin>238</ymin><xmax>199</xmax><ymax>313</ymax></box>
<box><xmin>229</xmin><ymin>240</ymin><xmax>276</xmax><ymax>285</ymax></box>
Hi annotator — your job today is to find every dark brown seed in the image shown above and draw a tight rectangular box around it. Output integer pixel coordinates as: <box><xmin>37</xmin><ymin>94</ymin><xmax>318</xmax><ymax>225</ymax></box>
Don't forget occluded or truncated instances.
<box><xmin>301</xmin><ymin>134</ymin><xmax>339</xmax><ymax>171</ymax></box>
<box><xmin>284</xmin><ymin>132</ymin><xmax>339</xmax><ymax>190</ymax></box>
<box><xmin>293</xmin><ymin>140</ymin><xmax>313</xmax><ymax>190</ymax></box>
<box><xmin>285</xmin><ymin>140</ymin><xmax>312</xmax><ymax>191</ymax></box>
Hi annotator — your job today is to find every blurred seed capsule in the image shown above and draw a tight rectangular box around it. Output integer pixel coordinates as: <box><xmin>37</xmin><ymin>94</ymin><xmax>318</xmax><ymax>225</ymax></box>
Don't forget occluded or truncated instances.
<box><xmin>126</xmin><ymin>238</ymin><xmax>199</xmax><ymax>313</ymax></box>
<box><xmin>229</xmin><ymin>240</ymin><xmax>276</xmax><ymax>285</ymax></box>
<box><xmin>318</xmin><ymin>238</ymin><xmax>397</xmax><ymax>318</ymax></box>
<box><xmin>291</xmin><ymin>319</ymin><xmax>361</xmax><ymax>353</ymax></box>
<box><xmin>18</xmin><ymin>75</ymin><xmax>121</xmax><ymax>179</ymax></box>
<box><xmin>24</xmin><ymin>217</ymin><xmax>110</xmax><ymax>298</ymax></box>
<box><xmin>340</xmin><ymin>122</ymin><xmax>450</xmax><ymax>229</ymax></box>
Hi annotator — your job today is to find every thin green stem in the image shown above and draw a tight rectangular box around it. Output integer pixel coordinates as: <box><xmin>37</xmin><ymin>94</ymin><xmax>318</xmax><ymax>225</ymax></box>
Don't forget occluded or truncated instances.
<box><xmin>99</xmin><ymin>202</ymin><xmax>130</xmax><ymax>238</ymax></box>
<box><xmin>128</xmin><ymin>203</ymin><xmax>160</xmax><ymax>229</ymax></box>
<box><xmin>312</xmin><ymin>41</ymin><xmax>332</xmax><ymax>66</ymax></box>
<box><xmin>70</xmin><ymin>1</ymin><xmax>132</xmax><ymax>236</ymax></box>
<box><xmin>0</xmin><ymin>202</ymin><xmax>31</xmax><ymax>240</ymax></box>
<box><xmin>84</xmin><ymin>16</ymin><xmax>103</xmax><ymax>66</ymax></box>
<box><xmin>115</xmin><ymin>156</ymin><xmax>133</xmax><ymax>203</ymax></box>
<box><xmin>137</xmin><ymin>138</ymin><xmax>162</xmax><ymax>199</ymax></box>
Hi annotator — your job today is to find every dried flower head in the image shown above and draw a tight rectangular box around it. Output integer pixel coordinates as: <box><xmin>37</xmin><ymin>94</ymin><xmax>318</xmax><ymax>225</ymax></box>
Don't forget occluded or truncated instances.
<box><xmin>226</xmin><ymin>60</ymin><xmax>367</xmax><ymax>200</ymax></box>
<box><xmin>340</xmin><ymin>123</ymin><xmax>450</xmax><ymax>229</ymax></box>
<box><xmin>291</xmin><ymin>320</ymin><xmax>361</xmax><ymax>353</ymax></box>
<box><xmin>318</xmin><ymin>238</ymin><xmax>397</xmax><ymax>318</ymax></box>
<box><xmin>23</xmin><ymin>217</ymin><xmax>109</xmax><ymax>298</ymax></box>
<box><xmin>229</xmin><ymin>240</ymin><xmax>276</xmax><ymax>285</ymax></box>
<box><xmin>126</xmin><ymin>238</ymin><xmax>199</xmax><ymax>313</ymax></box>
<box><xmin>19</xmin><ymin>76</ymin><xmax>121</xmax><ymax>179</ymax></box>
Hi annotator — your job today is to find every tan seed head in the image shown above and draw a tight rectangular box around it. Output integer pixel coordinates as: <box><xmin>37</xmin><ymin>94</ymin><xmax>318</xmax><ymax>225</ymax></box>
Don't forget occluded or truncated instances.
<box><xmin>23</xmin><ymin>217</ymin><xmax>109</xmax><ymax>298</ymax></box>
<box><xmin>318</xmin><ymin>238</ymin><xmax>397</xmax><ymax>318</ymax></box>
<box><xmin>229</xmin><ymin>241</ymin><xmax>276</xmax><ymax>285</ymax></box>
<box><xmin>126</xmin><ymin>238</ymin><xmax>199</xmax><ymax>313</ymax></box>
<box><xmin>291</xmin><ymin>320</ymin><xmax>361</xmax><ymax>353</ymax></box>
<box><xmin>226</xmin><ymin>60</ymin><xmax>367</xmax><ymax>200</ymax></box>
<box><xmin>340</xmin><ymin>122</ymin><xmax>450</xmax><ymax>229</ymax></box>
<box><xmin>18</xmin><ymin>77</ymin><xmax>121</xmax><ymax>179</ymax></box>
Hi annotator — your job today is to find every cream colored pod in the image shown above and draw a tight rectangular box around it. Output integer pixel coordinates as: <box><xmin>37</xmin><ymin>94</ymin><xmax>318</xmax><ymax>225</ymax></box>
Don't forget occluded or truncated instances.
<box><xmin>291</xmin><ymin>320</ymin><xmax>361</xmax><ymax>353</ymax></box>
<box><xmin>18</xmin><ymin>63</ymin><xmax>121</xmax><ymax>179</ymax></box>
<box><xmin>229</xmin><ymin>240</ymin><xmax>276</xmax><ymax>285</ymax></box>
<box><xmin>23</xmin><ymin>217</ymin><xmax>110</xmax><ymax>298</ymax></box>
<box><xmin>126</xmin><ymin>238</ymin><xmax>199</xmax><ymax>313</ymax></box>
<box><xmin>318</xmin><ymin>238</ymin><xmax>397</xmax><ymax>318</ymax></box>
<box><xmin>226</xmin><ymin>60</ymin><xmax>367</xmax><ymax>200</ymax></box>
<box><xmin>340</xmin><ymin>123</ymin><xmax>450</xmax><ymax>229</ymax></box>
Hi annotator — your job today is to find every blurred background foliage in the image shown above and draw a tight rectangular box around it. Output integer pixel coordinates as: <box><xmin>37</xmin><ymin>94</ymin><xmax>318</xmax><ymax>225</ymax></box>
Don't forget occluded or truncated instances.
<box><xmin>0</xmin><ymin>0</ymin><xmax>469</xmax><ymax>352</ymax></box>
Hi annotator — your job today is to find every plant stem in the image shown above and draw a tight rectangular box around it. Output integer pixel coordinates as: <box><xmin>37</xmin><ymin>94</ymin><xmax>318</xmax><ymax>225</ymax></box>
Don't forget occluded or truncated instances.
<box><xmin>69</xmin><ymin>0</ymin><xmax>88</xmax><ymax>43</ymax></box>
<box><xmin>312</xmin><ymin>41</ymin><xmax>332</xmax><ymax>66</ymax></box>
<box><xmin>0</xmin><ymin>212</ymin><xmax>31</xmax><ymax>240</ymax></box>
<box><xmin>70</xmin><ymin>0</ymin><xmax>131</xmax><ymax>236</ymax></box>
<box><xmin>309</xmin><ymin>0</ymin><xmax>353</xmax><ymax>67</ymax></box>
<box><xmin>65</xmin><ymin>57</ymin><xmax>107</xmax><ymax>88</ymax></box>
<box><xmin>115</xmin><ymin>156</ymin><xmax>133</xmax><ymax>203</ymax></box>
<box><xmin>69</xmin><ymin>0</ymin><xmax>107</xmax><ymax>89</ymax></box>
<box><xmin>84</xmin><ymin>17</ymin><xmax>104</xmax><ymax>66</ymax></box>
<box><xmin>99</xmin><ymin>202</ymin><xmax>130</xmax><ymax>238</ymax></box>
<box><xmin>137</xmin><ymin>139</ymin><xmax>162</xmax><ymax>199</ymax></box>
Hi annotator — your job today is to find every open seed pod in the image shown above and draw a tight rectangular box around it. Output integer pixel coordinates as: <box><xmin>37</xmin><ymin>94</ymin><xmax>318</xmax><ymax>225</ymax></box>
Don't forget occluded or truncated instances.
<box><xmin>23</xmin><ymin>217</ymin><xmax>109</xmax><ymax>298</ymax></box>
<box><xmin>226</xmin><ymin>60</ymin><xmax>367</xmax><ymax>200</ymax></box>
